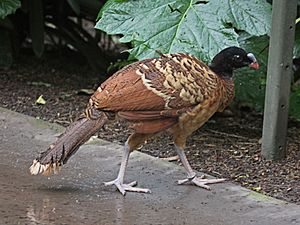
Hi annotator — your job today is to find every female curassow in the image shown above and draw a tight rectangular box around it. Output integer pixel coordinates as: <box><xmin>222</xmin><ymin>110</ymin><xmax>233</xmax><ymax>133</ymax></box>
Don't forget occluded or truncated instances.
<box><xmin>30</xmin><ymin>47</ymin><xmax>259</xmax><ymax>195</ymax></box>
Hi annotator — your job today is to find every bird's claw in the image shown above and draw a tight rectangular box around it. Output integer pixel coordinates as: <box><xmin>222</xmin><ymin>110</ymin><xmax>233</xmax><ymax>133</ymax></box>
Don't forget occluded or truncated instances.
<box><xmin>178</xmin><ymin>176</ymin><xmax>226</xmax><ymax>190</ymax></box>
<box><xmin>104</xmin><ymin>179</ymin><xmax>151</xmax><ymax>195</ymax></box>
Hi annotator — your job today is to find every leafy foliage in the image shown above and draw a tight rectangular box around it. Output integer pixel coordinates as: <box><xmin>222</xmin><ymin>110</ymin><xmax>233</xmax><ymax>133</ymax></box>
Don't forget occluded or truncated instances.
<box><xmin>234</xmin><ymin>33</ymin><xmax>269</xmax><ymax>111</ymax></box>
<box><xmin>294</xmin><ymin>22</ymin><xmax>300</xmax><ymax>58</ymax></box>
<box><xmin>0</xmin><ymin>0</ymin><xmax>20</xmax><ymax>19</ymax></box>
<box><xmin>291</xmin><ymin>21</ymin><xmax>300</xmax><ymax>120</ymax></box>
<box><xmin>0</xmin><ymin>0</ymin><xmax>114</xmax><ymax>71</ymax></box>
<box><xmin>96</xmin><ymin>0</ymin><xmax>271</xmax><ymax>61</ymax></box>
<box><xmin>0</xmin><ymin>0</ymin><xmax>20</xmax><ymax>67</ymax></box>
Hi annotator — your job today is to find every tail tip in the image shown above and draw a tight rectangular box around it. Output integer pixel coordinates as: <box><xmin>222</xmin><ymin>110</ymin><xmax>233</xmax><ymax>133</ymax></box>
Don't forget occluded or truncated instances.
<box><xmin>29</xmin><ymin>159</ymin><xmax>61</xmax><ymax>176</ymax></box>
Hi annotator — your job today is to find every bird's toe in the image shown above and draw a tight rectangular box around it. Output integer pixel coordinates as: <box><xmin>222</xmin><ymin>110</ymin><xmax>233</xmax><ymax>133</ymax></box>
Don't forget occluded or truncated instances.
<box><xmin>178</xmin><ymin>176</ymin><xmax>225</xmax><ymax>190</ymax></box>
<box><xmin>104</xmin><ymin>179</ymin><xmax>150</xmax><ymax>195</ymax></box>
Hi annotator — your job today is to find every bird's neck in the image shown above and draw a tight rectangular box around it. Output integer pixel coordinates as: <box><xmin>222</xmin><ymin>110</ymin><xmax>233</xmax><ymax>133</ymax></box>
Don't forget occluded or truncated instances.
<box><xmin>210</xmin><ymin>67</ymin><xmax>233</xmax><ymax>79</ymax></box>
<box><xmin>209</xmin><ymin>62</ymin><xmax>233</xmax><ymax>79</ymax></box>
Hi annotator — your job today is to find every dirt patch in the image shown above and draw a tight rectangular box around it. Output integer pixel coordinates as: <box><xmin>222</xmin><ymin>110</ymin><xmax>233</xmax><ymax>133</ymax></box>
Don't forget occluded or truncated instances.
<box><xmin>1</xmin><ymin>50</ymin><xmax>299</xmax><ymax>204</ymax></box>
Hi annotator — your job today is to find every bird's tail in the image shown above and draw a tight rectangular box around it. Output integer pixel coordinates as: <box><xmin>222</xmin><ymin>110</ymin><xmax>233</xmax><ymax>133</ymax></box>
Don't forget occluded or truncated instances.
<box><xmin>29</xmin><ymin>111</ymin><xmax>109</xmax><ymax>176</ymax></box>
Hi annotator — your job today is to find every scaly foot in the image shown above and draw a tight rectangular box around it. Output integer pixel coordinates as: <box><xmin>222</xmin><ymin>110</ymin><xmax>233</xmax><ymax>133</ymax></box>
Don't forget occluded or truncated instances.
<box><xmin>104</xmin><ymin>179</ymin><xmax>151</xmax><ymax>195</ymax></box>
<box><xmin>178</xmin><ymin>175</ymin><xmax>226</xmax><ymax>190</ymax></box>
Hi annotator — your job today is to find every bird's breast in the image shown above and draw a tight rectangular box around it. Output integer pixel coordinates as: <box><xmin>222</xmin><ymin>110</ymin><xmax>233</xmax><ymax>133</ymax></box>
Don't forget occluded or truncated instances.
<box><xmin>175</xmin><ymin>95</ymin><xmax>221</xmax><ymax>135</ymax></box>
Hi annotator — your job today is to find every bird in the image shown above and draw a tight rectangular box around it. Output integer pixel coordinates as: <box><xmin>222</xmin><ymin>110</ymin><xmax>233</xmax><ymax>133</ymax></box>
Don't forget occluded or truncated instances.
<box><xmin>30</xmin><ymin>46</ymin><xmax>259</xmax><ymax>195</ymax></box>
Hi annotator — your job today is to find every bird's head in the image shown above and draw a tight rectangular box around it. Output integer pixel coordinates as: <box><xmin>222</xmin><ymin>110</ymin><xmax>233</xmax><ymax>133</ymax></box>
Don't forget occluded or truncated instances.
<box><xmin>209</xmin><ymin>46</ymin><xmax>259</xmax><ymax>78</ymax></box>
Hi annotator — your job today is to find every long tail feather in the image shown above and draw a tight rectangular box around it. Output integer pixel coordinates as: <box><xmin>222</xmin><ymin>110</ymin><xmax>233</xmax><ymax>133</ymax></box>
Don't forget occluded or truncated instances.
<box><xmin>30</xmin><ymin>112</ymin><xmax>109</xmax><ymax>176</ymax></box>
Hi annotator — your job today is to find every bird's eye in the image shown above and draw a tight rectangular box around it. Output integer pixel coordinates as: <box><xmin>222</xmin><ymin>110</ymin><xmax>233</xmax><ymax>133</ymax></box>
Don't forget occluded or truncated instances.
<box><xmin>233</xmin><ymin>54</ymin><xmax>242</xmax><ymax>62</ymax></box>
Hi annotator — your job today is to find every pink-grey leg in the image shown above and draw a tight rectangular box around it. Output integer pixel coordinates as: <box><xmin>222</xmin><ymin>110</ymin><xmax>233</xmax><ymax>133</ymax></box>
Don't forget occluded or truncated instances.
<box><xmin>104</xmin><ymin>141</ymin><xmax>151</xmax><ymax>195</ymax></box>
<box><xmin>175</xmin><ymin>145</ymin><xmax>225</xmax><ymax>190</ymax></box>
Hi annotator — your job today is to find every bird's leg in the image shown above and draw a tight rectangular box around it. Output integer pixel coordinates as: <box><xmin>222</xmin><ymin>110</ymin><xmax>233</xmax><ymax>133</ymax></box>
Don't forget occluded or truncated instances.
<box><xmin>104</xmin><ymin>133</ymin><xmax>152</xmax><ymax>195</ymax></box>
<box><xmin>175</xmin><ymin>145</ymin><xmax>225</xmax><ymax>190</ymax></box>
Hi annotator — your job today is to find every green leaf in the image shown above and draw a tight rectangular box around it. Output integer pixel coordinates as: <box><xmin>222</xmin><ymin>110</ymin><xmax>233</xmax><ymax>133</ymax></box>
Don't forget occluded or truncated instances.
<box><xmin>96</xmin><ymin>0</ymin><xmax>239</xmax><ymax>61</ymax></box>
<box><xmin>96</xmin><ymin>0</ymin><xmax>120</xmax><ymax>21</ymax></box>
<box><xmin>67</xmin><ymin>0</ymin><xmax>80</xmax><ymax>15</ymax></box>
<box><xmin>294</xmin><ymin>22</ymin><xmax>300</xmax><ymax>58</ymax></box>
<box><xmin>29</xmin><ymin>0</ymin><xmax>44</xmax><ymax>58</ymax></box>
<box><xmin>0</xmin><ymin>0</ymin><xmax>20</xmax><ymax>19</ymax></box>
<box><xmin>210</xmin><ymin>0</ymin><xmax>272</xmax><ymax>36</ymax></box>
<box><xmin>95</xmin><ymin>0</ymin><xmax>271</xmax><ymax>61</ymax></box>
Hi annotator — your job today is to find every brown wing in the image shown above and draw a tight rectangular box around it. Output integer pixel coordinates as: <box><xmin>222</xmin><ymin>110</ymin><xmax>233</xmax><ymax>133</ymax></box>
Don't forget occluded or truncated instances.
<box><xmin>89</xmin><ymin>53</ymin><xmax>220</xmax><ymax>113</ymax></box>
<box><xmin>89</xmin><ymin>60</ymin><xmax>166</xmax><ymax>112</ymax></box>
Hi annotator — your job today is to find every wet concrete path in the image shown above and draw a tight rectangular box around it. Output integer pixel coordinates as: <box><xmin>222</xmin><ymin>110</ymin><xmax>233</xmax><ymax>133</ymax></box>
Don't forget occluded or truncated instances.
<box><xmin>0</xmin><ymin>107</ymin><xmax>299</xmax><ymax>225</ymax></box>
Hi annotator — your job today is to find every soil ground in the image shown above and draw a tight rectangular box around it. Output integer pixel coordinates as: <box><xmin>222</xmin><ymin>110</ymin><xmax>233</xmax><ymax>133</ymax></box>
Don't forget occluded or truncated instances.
<box><xmin>1</xmin><ymin>50</ymin><xmax>299</xmax><ymax>204</ymax></box>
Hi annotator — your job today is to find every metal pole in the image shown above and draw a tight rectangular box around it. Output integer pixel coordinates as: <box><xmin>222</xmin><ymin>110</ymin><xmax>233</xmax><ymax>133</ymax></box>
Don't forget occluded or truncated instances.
<box><xmin>262</xmin><ymin>0</ymin><xmax>297</xmax><ymax>160</ymax></box>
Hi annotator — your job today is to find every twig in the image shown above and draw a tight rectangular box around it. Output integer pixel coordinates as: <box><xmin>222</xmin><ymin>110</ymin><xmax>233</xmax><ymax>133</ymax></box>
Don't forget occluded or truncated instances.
<box><xmin>160</xmin><ymin>155</ymin><xmax>179</xmax><ymax>162</ymax></box>
<box><xmin>205</xmin><ymin>129</ymin><xmax>257</xmax><ymax>142</ymax></box>
<box><xmin>53</xmin><ymin>119</ymin><xmax>71</xmax><ymax>125</ymax></box>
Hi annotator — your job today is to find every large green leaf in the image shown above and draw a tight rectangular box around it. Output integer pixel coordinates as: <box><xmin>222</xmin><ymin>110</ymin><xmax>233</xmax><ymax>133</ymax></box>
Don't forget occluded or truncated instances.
<box><xmin>96</xmin><ymin>0</ymin><xmax>239</xmax><ymax>61</ymax></box>
<box><xmin>96</xmin><ymin>0</ymin><xmax>123</xmax><ymax>20</ymax></box>
<box><xmin>0</xmin><ymin>0</ymin><xmax>20</xmax><ymax>19</ymax></box>
<box><xmin>210</xmin><ymin>0</ymin><xmax>272</xmax><ymax>36</ymax></box>
<box><xmin>95</xmin><ymin>0</ymin><xmax>271</xmax><ymax>61</ymax></box>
